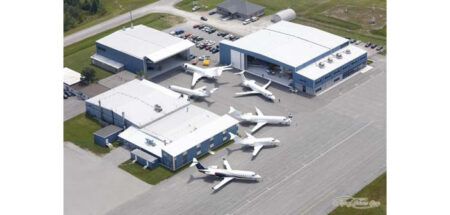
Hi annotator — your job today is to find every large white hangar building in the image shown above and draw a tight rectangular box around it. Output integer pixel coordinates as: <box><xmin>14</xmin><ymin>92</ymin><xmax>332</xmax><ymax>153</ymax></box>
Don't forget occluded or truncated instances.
<box><xmin>85</xmin><ymin>79</ymin><xmax>239</xmax><ymax>171</ymax></box>
<box><xmin>91</xmin><ymin>25</ymin><xmax>194</xmax><ymax>77</ymax></box>
<box><xmin>219</xmin><ymin>21</ymin><xmax>368</xmax><ymax>95</ymax></box>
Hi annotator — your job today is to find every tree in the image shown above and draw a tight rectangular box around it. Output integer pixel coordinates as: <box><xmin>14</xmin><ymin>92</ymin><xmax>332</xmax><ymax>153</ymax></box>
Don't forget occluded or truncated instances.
<box><xmin>81</xmin><ymin>67</ymin><xmax>96</xmax><ymax>85</ymax></box>
<box><xmin>136</xmin><ymin>70</ymin><xmax>146</xmax><ymax>80</ymax></box>
<box><xmin>90</xmin><ymin>0</ymin><xmax>98</xmax><ymax>14</ymax></box>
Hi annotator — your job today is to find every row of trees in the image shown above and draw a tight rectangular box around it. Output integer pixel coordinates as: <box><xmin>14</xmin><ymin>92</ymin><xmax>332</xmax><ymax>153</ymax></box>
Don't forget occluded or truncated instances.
<box><xmin>64</xmin><ymin>0</ymin><xmax>104</xmax><ymax>32</ymax></box>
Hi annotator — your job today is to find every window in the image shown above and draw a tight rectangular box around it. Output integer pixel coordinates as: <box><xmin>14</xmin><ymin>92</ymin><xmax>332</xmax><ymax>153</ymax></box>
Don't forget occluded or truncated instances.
<box><xmin>334</xmin><ymin>77</ymin><xmax>340</xmax><ymax>82</ymax></box>
<box><xmin>196</xmin><ymin>150</ymin><xmax>201</xmax><ymax>155</ymax></box>
<box><xmin>315</xmin><ymin>88</ymin><xmax>322</xmax><ymax>93</ymax></box>
<box><xmin>97</xmin><ymin>46</ymin><xmax>106</xmax><ymax>52</ymax></box>
<box><xmin>210</xmin><ymin>143</ymin><xmax>215</xmax><ymax>148</ymax></box>
<box><xmin>196</xmin><ymin>144</ymin><xmax>201</xmax><ymax>149</ymax></box>
<box><xmin>209</xmin><ymin>137</ymin><xmax>214</xmax><ymax>142</ymax></box>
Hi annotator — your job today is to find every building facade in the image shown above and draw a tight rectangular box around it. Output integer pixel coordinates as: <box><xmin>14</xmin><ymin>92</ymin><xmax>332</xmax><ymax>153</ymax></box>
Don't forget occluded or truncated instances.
<box><xmin>219</xmin><ymin>21</ymin><xmax>368</xmax><ymax>95</ymax></box>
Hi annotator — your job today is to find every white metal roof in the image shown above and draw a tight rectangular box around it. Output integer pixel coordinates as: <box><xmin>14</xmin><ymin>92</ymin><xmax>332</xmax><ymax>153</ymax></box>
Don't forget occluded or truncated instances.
<box><xmin>297</xmin><ymin>45</ymin><xmax>367</xmax><ymax>80</ymax></box>
<box><xmin>63</xmin><ymin>67</ymin><xmax>81</xmax><ymax>86</ymax></box>
<box><xmin>140</xmin><ymin>104</ymin><xmax>219</xmax><ymax>144</ymax></box>
<box><xmin>96</xmin><ymin>25</ymin><xmax>194</xmax><ymax>63</ymax></box>
<box><xmin>224</xmin><ymin>21</ymin><xmax>348</xmax><ymax>68</ymax></box>
<box><xmin>119</xmin><ymin>126</ymin><xmax>164</xmax><ymax>158</ymax></box>
<box><xmin>163</xmin><ymin>114</ymin><xmax>239</xmax><ymax>156</ymax></box>
<box><xmin>86</xmin><ymin>79</ymin><xmax>190</xmax><ymax>127</ymax></box>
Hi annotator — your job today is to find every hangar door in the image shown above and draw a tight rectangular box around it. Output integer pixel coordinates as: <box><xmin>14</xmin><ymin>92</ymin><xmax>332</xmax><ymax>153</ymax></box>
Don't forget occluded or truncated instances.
<box><xmin>230</xmin><ymin>50</ymin><xmax>245</xmax><ymax>70</ymax></box>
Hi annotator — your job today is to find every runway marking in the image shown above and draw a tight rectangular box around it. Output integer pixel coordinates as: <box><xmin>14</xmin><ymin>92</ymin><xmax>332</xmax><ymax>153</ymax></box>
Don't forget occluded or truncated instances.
<box><xmin>230</xmin><ymin>121</ymin><xmax>374</xmax><ymax>214</ymax></box>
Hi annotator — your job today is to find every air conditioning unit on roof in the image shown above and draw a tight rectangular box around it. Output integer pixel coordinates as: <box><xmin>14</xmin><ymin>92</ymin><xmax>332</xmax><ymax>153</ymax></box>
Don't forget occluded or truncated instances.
<box><xmin>345</xmin><ymin>49</ymin><xmax>351</xmax><ymax>54</ymax></box>
<box><xmin>318</xmin><ymin>62</ymin><xmax>325</xmax><ymax>68</ymax></box>
<box><xmin>327</xmin><ymin>57</ymin><xmax>333</xmax><ymax>63</ymax></box>
<box><xmin>336</xmin><ymin>53</ymin><xmax>343</xmax><ymax>59</ymax></box>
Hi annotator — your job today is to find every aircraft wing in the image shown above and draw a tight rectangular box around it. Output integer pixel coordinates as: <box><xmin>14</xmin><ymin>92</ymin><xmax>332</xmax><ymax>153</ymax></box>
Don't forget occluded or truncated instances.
<box><xmin>235</xmin><ymin>91</ymin><xmax>259</xmax><ymax>97</ymax></box>
<box><xmin>262</xmin><ymin>80</ymin><xmax>272</xmax><ymax>89</ymax></box>
<box><xmin>223</xmin><ymin>159</ymin><xmax>232</xmax><ymax>170</ymax></box>
<box><xmin>255</xmin><ymin>107</ymin><xmax>264</xmax><ymax>116</ymax></box>
<box><xmin>212</xmin><ymin>177</ymin><xmax>234</xmax><ymax>190</ymax></box>
<box><xmin>191</xmin><ymin>72</ymin><xmax>203</xmax><ymax>87</ymax></box>
<box><xmin>251</xmin><ymin>122</ymin><xmax>267</xmax><ymax>133</ymax></box>
<box><xmin>252</xmin><ymin>144</ymin><xmax>264</xmax><ymax>157</ymax></box>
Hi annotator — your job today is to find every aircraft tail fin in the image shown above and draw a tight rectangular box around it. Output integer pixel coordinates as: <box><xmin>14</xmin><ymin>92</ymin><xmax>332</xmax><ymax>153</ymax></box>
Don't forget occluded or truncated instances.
<box><xmin>190</xmin><ymin>158</ymin><xmax>206</xmax><ymax>170</ymax></box>
<box><xmin>228</xmin><ymin>106</ymin><xmax>241</xmax><ymax>119</ymax></box>
<box><xmin>228</xmin><ymin>132</ymin><xmax>242</xmax><ymax>144</ymax></box>
<box><xmin>235</xmin><ymin>70</ymin><xmax>247</xmax><ymax>83</ymax></box>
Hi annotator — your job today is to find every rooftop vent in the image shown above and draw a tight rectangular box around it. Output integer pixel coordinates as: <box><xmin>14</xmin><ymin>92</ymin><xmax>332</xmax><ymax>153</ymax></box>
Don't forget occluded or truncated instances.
<box><xmin>145</xmin><ymin>138</ymin><xmax>155</xmax><ymax>146</ymax></box>
<box><xmin>154</xmin><ymin>104</ymin><xmax>162</xmax><ymax>112</ymax></box>
<box><xmin>345</xmin><ymin>49</ymin><xmax>351</xmax><ymax>54</ymax></box>
<box><xmin>336</xmin><ymin>53</ymin><xmax>343</xmax><ymax>59</ymax></box>
<box><xmin>318</xmin><ymin>62</ymin><xmax>325</xmax><ymax>68</ymax></box>
<box><xmin>327</xmin><ymin>57</ymin><xmax>333</xmax><ymax>63</ymax></box>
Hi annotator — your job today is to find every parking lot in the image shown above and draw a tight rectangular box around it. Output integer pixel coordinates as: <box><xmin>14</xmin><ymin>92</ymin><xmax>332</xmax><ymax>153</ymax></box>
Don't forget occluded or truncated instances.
<box><xmin>164</xmin><ymin>21</ymin><xmax>242</xmax><ymax>68</ymax></box>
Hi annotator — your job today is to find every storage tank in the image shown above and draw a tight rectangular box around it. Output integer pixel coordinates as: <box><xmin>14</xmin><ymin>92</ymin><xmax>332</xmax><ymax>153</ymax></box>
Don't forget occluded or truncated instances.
<box><xmin>271</xmin><ymin>8</ymin><xmax>296</xmax><ymax>23</ymax></box>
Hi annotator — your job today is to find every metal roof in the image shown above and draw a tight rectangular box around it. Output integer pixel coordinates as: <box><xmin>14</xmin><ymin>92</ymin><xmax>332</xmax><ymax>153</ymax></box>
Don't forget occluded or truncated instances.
<box><xmin>163</xmin><ymin>114</ymin><xmax>239</xmax><ymax>156</ymax></box>
<box><xmin>96</xmin><ymin>25</ymin><xmax>194</xmax><ymax>63</ymax></box>
<box><xmin>94</xmin><ymin>125</ymin><xmax>122</xmax><ymax>138</ymax></box>
<box><xmin>86</xmin><ymin>79</ymin><xmax>190</xmax><ymax>127</ymax></box>
<box><xmin>131</xmin><ymin>148</ymin><xmax>159</xmax><ymax>162</ymax></box>
<box><xmin>217</xmin><ymin>0</ymin><xmax>265</xmax><ymax>15</ymax></box>
<box><xmin>297</xmin><ymin>45</ymin><xmax>367</xmax><ymax>80</ymax></box>
<box><xmin>63</xmin><ymin>67</ymin><xmax>81</xmax><ymax>86</ymax></box>
<box><xmin>223</xmin><ymin>21</ymin><xmax>348</xmax><ymax>68</ymax></box>
<box><xmin>140</xmin><ymin>105</ymin><xmax>220</xmax><ymax>144</ymax></box>
<box><xmin>119</xmin><ymin>126</ymin><xmax>164</xmax><ymax>158</ymax></box>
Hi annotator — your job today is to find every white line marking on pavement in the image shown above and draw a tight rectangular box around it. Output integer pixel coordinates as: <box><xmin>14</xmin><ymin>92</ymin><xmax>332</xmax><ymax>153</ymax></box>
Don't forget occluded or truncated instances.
<box><xmin>231</xmin><ymin>121</ymin><xmax>374</xmax><ymax>214</ymax></box>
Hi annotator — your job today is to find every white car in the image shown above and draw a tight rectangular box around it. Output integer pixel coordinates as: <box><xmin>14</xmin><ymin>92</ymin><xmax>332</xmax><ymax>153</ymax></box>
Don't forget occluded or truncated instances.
<box><xmin>242</xmin><ymin>21</ymin><xmax>250</xmax><ymax>25</ymax></box>
<box><xmin>251</xmin><ymin>16</ymin><xmax>259</xmax><ymax>22</ymax></box>
<box><xmin>169</xmin><ymin>31</ymin><xmax>176</xmax><ymax>35</ymax></box>
<box><xmin>222</xmin><ymin>16</ymin><xmax>232</xmax><ymax>21</ymax></box>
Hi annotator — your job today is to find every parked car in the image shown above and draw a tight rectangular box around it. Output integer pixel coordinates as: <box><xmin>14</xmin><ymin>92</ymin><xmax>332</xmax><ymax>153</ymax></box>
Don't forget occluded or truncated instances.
<box><xmin>175</xmin><ymin>29</ymin><xmax>184</xmax><ymax>35</ymax></box>
<box><xmin>231</xmin><ymin>36</ymin><xmax>240</xmax><ymax>41</ymax></box>
<box><xmin>201</xmin><ymin>16</ymin><xmax>208</xmax><ymax>21</ymax></box>
<box><xmin>192</xmin><ymin>6</ymin><xmax>200</xmax><ymax>11</ymax></box>
<box><xmin>208</xmin><ymin>10</ymin><xmax>216</xmax><ymax>15</ymax></box>
<box><xmin>354</xmin><ymin>40</ymin><xmax>362</xmax><ymax>45</ymax></box>
<box><xmin>191</xmin><ymin>59</ymin><xmax>198</xmax><ymax>65</ymax></box>
<box><xmin>193</xmin><ymin>24</ymin><xmax>200</xmax><ymax>29</ymax></box>
<box><xmin>251</xmin><ymin>16</ymin><xmax>259</xmax><ymax>22</ymax></box>
<box><xmin>376</xmin><ymin>46</ymin><xmax>384</xmax><ymax>51</ymax></box>
<box><xmin>169</xmin><ymin>31</ymin><xmax>176</xmax><ymax>35</ymax></box>
<box><xmin>370</xmin><ymin>44</ymin><xmax>378</xmax><ymax>49</ymax></box>
<box><xmin>221</xmin><ymin>16</ymin><xmax>232</xmax><ymax>21</ymax></box>
<box><xmin>189</xmin><ymin>54</ymin><xmax>196</xmax><ymax>60</ymax></box>
<box><xmin>365</xmin><ymin>42</ymin><xmax>372</xmax><ymax>47</ymax></box>
<box><xmin>243</xmin><ymin>21</ymin><xmax>250</xmax><ymax>25</ymax></box>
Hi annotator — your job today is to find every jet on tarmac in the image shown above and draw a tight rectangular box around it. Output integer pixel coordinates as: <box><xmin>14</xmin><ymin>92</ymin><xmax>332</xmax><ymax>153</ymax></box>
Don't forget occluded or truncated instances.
<box><xmin>183</xmin><ymin>63</ymin><xmax>233</xmax><ymax>87</ymax></box>
<box><xmin>190</xmin><ymin>157</ymin><xmax>262</xmax><ymax>191</ymax></box>
<box><xmin>235</xmin><ymin>71</ymin><xmax>276</xmax><ymax>101</ymax></box>
<box><xmin>228</xmin><ymin>106</ymin><xmax>292</xmax><ymax>133</ymax></box>
<box><xmin>229</xmin><ymin>132</ymin><xmax>280</xmax><ymax>157</ymax></box>
<box><xmin>169</xmin><ymin>85</ymin><xmax>218</xmax><ymax>99</ymax></box>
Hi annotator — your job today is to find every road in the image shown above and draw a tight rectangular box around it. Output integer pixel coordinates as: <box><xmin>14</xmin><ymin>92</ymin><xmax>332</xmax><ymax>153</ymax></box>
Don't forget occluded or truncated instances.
<box><xmin>64</xmin><ymin>0</ymin><xmax>272</xmax><ymax>46</ymax></box>
<box><xmin>104</xmin><ymin>55</ymin><xmax>386</xmax><ymax>215</ymax></box>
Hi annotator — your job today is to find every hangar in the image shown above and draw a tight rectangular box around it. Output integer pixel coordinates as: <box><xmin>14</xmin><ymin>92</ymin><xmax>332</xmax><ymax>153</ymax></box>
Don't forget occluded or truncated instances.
<box><xmin>219</xmin><ymin>21</ymin><xmax>368</xmax><ymax>95</ymax></box>
<box><xmin>92</xmin><ymin>25</ymin><xmax>194</xmax><ymax>77</ymax></box>
<box><xmin>85</xmin><ymin>79</ymin><xmax>239</xmax><ymax>171</ymax></box>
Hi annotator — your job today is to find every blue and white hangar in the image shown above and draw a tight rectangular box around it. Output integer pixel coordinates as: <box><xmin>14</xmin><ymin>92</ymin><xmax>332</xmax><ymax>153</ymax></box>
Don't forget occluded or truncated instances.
<box><xmin>91</xmin><ymin>24</ymin><xmax>194</xmax><ymax>77</ymax></box>
<box><xmin>85</xmin><ymin>79</ymin><xmax>239</xmax><ymax>171</ymax></box>
<box><xmin>219</xmin><ymin>21</ymin><xmax>368</xmax><ymax>95</ymax></box>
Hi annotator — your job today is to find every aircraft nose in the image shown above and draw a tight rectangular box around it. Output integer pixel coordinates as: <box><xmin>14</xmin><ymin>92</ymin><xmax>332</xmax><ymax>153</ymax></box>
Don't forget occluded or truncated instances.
<box><xmin>255</xmin><ymin>174</ymin><xmax>262</xmax><ymax>179</ymax></box>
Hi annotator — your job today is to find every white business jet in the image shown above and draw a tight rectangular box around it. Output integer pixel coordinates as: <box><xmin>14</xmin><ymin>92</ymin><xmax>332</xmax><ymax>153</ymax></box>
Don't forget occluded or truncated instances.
<box><xmin>190</xmin><ymin>157</ymin><xmax>261</xmax><ymax>191</ymax></box>
<box><xmin>183</xmin><ymin>63</ymin><xmax>233</xmax><ymax>87</ymax></box>
<box><xmin>229</xmin><ymin>132</ymin><xmax>280</xmax><ymax>157</ymax></box>
<box><xmin>235</xmin><ymin>71</ymin><xmax>276</xmax><ymax>101</ymax></box>
<box><xmin>228</xmin><ymin>106</ymin><xmax>292</xmax><ymax>133</ymax></box>
<box><xmin>169</xmin><ymin>85</ymin><xmax>218</xmax><ymax>99</ymax></box>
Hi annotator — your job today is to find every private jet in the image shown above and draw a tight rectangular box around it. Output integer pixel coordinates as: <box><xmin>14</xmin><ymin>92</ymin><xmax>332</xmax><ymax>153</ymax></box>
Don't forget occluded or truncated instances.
<box><xmin>229</xmin><ymin>132</ymin><xmax>280</xmax><ymax>157</ymax></box>
<box><xmin>228</xmin><ymin>106</ymin><xmax>292</xmax><ymax>133</ymax></box>
<box><xmin>190</xmin><ymin>157</ymin><xmax>262</xmax><ymax>191</ymax></box>
<box><xmin>183</xmin><ymin>63</ymin><xmax>233</xmax><ymax>87</ymax></box>
<box><xmin>169</xmin><ymin>85</ymin><xmax>218</xmax><ymax>99</ymax></box>
<box><xmin>235</xmin><ymin>71</ymin><xmax>276</xmax><ymax>101</ymax></box>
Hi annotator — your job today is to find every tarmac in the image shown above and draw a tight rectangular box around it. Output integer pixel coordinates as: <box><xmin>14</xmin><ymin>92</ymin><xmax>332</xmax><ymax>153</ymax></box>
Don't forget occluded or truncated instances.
<box><xmin>104</xmin><ymin>53</ymin><xmax>386</xmax><ymax>215</ymax></box>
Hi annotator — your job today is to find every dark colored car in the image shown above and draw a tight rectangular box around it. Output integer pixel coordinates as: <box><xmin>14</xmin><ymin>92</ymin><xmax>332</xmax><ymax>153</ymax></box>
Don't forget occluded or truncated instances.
<box><xmin>205</xmin><ymin>46</ymin><xmax>211</xmax><ymax>50</ymax></box>
<box><xmin>376</xmin><ymin>46</ymin><xmax>384</xmax><ymax>51</ymax></box>
<box><xmin>208</xmin><ymin>11</ymin><xmax>216</xmax><ymax>15</ymax></box>
<box><xmin>193</xmin><ymin>24</ymin><xmax>199</xmax><ymax>28</ymax></box>
<box><xmin>201</xmin><ymin>16</ymin><xmax>208</xmax><ymax>21</ymax></box>
<box><xmin>370</xmin><ymin>44</ymin><xmax>378</xmax><ymax>49</ymax></box>
<box><xmin>365</xmin><ymin>42</ymin><xmax>372</xmax><ymax>47</ymax></box>
<box><xmin>212</xmin><ymin>49</ymin><xmax>219</xmax><ymax>54</ymax></box>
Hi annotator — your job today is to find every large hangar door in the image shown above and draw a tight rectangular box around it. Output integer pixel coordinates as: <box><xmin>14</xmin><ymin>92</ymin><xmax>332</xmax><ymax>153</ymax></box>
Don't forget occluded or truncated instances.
<box><xmin>230</xmin><ymin>50</ymin><xmax>245</xmax><ymax>70</ymax></box>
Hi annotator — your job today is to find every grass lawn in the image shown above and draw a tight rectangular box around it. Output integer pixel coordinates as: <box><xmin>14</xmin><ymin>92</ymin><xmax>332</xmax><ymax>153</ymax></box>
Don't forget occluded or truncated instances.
<box><xmin>64</xmin><ymin>113</ymin><xmax>110</xmax><ymax>155</ymax></box>
<box><xmin>64</xmin><ymin>0</ymin><xmax>158</xmax><ymax>36</ymax></box>
<box><xmin>329</xmin><ymin>172</ymin><xmax>386</xmax><ymax>215</ymax></box>
<box><xmin>119</xmin><ymin>140</ymin><xmax>234</xmax><ymax>185</ymax></box>
<box><xmin>175</xmin><ymin>0</ymin><xmax>223</xmax><ymax>12</ymax></box>
<box><xmin>64</xmin><ymin>13</ymin><xmax>185</xmax><ymax>81</ymax></box>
